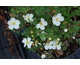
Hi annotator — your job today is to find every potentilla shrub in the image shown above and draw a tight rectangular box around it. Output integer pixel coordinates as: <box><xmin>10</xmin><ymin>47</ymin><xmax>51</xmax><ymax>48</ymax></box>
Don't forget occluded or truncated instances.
<box><xmin>7</xmin><ymin>6</ymin><xmax>80</xmax><ymax>59</ymax></box>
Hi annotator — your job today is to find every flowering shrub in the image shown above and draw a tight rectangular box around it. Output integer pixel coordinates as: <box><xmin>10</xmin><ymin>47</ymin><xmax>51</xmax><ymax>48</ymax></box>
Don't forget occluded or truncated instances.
<box><xmin>7</xmin><ymin>6</ymin><xmax>80</xmax><ymax>59</ymax></box>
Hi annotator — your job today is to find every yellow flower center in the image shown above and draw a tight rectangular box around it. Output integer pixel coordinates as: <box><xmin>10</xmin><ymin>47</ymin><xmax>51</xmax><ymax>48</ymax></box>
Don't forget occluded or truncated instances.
<box><xmin>27</xmin><ymin>17</ymin><xmax>30</xmax><ymax>19</ymax></box>
<box><xmin>55</xmin><ymin>43</ymin><xmax>58</xmax><ymax>47</ymax></box>
<box><xmin>39</xmin><ymin>22</ymin><xmax>43</xmax><ymax>25</ymax></box>
<box><xmin>26</xmin><ymin>41</ymin><xmax>29</xmax><ymax>44</ymax></box>
<box><xmin>47</xmin><ymin>43</ymin><xmax>50</xmax><ymax>46</ymax></box>
<box><xmin>12</xmin><ymin>22</ymin><xmax>15</xmax><ymax>26</ymax></box>
<box><xmin>56</xmin><ymin>18</ymin><xmax>59</xmax><ymax>21</ymax></box>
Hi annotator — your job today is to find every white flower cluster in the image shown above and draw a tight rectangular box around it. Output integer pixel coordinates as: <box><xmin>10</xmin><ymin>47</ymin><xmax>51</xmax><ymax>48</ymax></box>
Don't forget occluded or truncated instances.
<box><xmin>7</xmin><ymin>13</ymin><xmax>65</xmax><ymax>54</ymax></box>
<box><xmin>7</xmin><ymin>13</ymin><xmax>64</xmax><ymax>30</ymax></box>
<box><xmin>44</xmin><ymin>40</ymin><xmax>61</xmax><ymax>50</ymax></box>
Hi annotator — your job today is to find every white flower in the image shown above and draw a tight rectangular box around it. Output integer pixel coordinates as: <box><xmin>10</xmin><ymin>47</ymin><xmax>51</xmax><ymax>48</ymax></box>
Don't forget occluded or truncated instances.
<box><xmin>52</xmin><ymin>41</ymin><xmax>61</xmax><ymax>50</ymax></box>
<box><xmin>64</xmin><ymin>29</ymin><xmax>68</xmax><ymax>32</ymax></box>
<box><xmin>52</xmin><ymin>13</ymin><xmax>64</xmax><ymax>26</ymax></box>
<box><xmin>35</xmin><ymin>43</ymin><xmax>41</xmax><ymax>47</ymax></box>
<box><xmin>36</xmin><ymin>18</ymin><xmax>48</xmax><ymax>30</ymax></box>
<box><xmin>72</xmin><ymin>36</ymin><xmax>75</xmax><ymax>39</ymax></box>
<box><xmin>7</xmin><ymin>18</ymin><xmax>20</xmax><ymax>30</ymax></box>
<box><xmin>22</xmin><ymin>37</ymin><xmax>33</xmax><ymax>48</ymax></box>
<box><xmin>41</xmin><ymin>54</ymin><xmax>46</xmax><ymax>59</ymax></box>
<box><xmin>44</xmin><ymin>42</ymin><xmax>52</xmax><ymax>50</ymax></box>
<box><xmin>41</xmin><ymin>31</ymin><xmax>46</xmax><ymax>41</ymax></box>
<box><xmin>24</xmin><ymin>13</ymin><xmax>34</xmax><ymax>22</ymax></box>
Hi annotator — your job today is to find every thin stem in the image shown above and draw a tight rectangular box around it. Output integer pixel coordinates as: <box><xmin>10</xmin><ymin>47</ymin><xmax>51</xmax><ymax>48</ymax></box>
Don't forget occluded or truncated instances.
<box><xmin>66</xmin><ymin>24</ymin><xmax>80</xmax><ymax>27</ymax></box>
<box><xmin>53</xmin><ymin>24</ymin><xmax>54</xmax><ymax>32</ymax></box>
<box><xmin>74</xmin><ymin>15</ymin><xmax>77</xmax><ymax>21</ymax></box>
<box><xmin>14</xmin><ymin>24</ymin><xmax>30</xmax><ymax>32</ymax></box>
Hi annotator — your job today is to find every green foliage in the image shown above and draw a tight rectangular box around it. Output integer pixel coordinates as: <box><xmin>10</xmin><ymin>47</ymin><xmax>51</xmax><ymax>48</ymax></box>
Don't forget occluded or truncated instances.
<box><xmin>76</xmin><ymin>39</ymin><xmax>80</xmax><ymax>45</ymax></box>
<box><xmin>8</xmin><ymin>6</ymin><xmax>80</xmax><ymax>59</ymax></box>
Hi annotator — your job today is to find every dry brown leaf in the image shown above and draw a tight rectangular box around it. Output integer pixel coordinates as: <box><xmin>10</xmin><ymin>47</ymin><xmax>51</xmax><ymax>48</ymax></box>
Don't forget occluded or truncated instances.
<box><xmin>8</xmin><ymin>32</ymin><xmax>13</xmax><ymax>38</ymax></box>
<box><xmin>56</xmin><ymin>54</ymin><xmax>60</xmax><ymax>58</ymax></box>
<box><xmin>7</xmin><ymin>37</ymin><xmax>12</xmax><ymax>41</ymax></box>
<box><xmin>56</xmin><ymin>50</ymin><xmax>63</xmax><ymax>56</ymax></box>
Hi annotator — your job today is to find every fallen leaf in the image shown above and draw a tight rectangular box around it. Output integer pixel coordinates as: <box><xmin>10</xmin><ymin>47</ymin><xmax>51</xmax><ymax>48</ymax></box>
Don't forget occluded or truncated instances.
<box><xmin>56</xmin><ymin>50</ymin><xmax>64</xmax><ymax>56</ymax></box>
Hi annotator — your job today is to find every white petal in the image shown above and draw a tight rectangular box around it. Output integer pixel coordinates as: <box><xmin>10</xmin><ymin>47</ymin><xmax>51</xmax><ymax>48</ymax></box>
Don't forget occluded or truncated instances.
<box><xmin>29</xmin><ymin>41</ymin><xmax>33</xmax><ymax>44</ymax></box>
<box><xmin>52</xmin><ymin>16</ymin><xmax>55</xmax><ymax>20</ymax></box>
<box><xmin>27</xmin><ymin>44</ymin><xmax>32</xmax><ymax>48</ymax></box>
<box><xmin>35</xmin><ymin>43</ymin><xmax>37</xmax><ymax>47</ymax></box>
<box><xmin>7</xmin><ymin>20</ymin><xmax>12</xmax><ymax>25</ymax></box>
<box><xmin>14</xmin><ymin>24</ymin><xmax>19</xmax><ymax>29</ymax></box>
<box><xmin>59</xmin><ymin>16</ymin><xmax>64</xmax><ymax>21</ymax></box>
<box><xmin>36</xmin><ymin>24</ymin><xmax>40</xmax><ymax>28</ymax></box>
<box><xmin>30</xmin><ymin>18</ymin><xmax>34</xmax><ymax>22</ymax></box>
<box><xmin>8</xmin><ymin>25</ymin><xmax>13</xmax><ymax>30</ymax></box>
<box><xmin>11</xmin><ymin>18</ymin><xmax>16</xmax><ymax>21</ymax></box>
<box><xmin>44</xmin><ymin>46</ymin><xmax>48</xmax><ymax>50</ymax></box>
<box><xmin>40</xmin><ymin>25</ymin><xmax>45</xmax><ymax>30</ymax></box>
<box><xmin>38</xmin><ymin>43</ymin><xmax>41</xmax><ymax>45</ymax></box>
<box><xmin>24</xmin><ymin>43</ymin><xmax>26</xmax><ymax>47</ymax></box>
<box><xmin>42</xmin><ymin>21</ymin><xmax>48</xmax><ymax>26</ymax></box>
<box><xmin>41</xmin><ymin>18</ymin><xmax>44</xmax><ymax>22</ymax></box>
<box><xmin>22</xmin><ymin>38</ymin><xmax>27</xmax><ymax>43</ymax></box>
<box><xmin>27</xmin><ymin>19</ymin><xmax>29</xmax><ymax>22</ymax></box>
<box><xmin>27</xmin><ymin>37</ymin><xmax>31</xmax><ymax>41</ymax></box>
<box><xmin>16</xmin><ymin>20</ymin><xmax>20</xmax><ymax>24</ymax></box>
<box><xmin>53</xmin><ymin>41</ymin><xmax>56</xmax><ymax>44</ymax></box>
<box><xmin>49</xmin><ymin>41</ymin><xmax>54</xmax><ymax>45</ymax></box>
<box><xmin>57</xmin><ymin>45</ymin><xmax>61</xmax><ymax>50</ymax></box>
<box><xmin>53</xmin><ymin>45</ymin><xmax>56</xmax><ymax>50</ymax></box>
<box><xmin>29</xmin><ymin>14</ymin><xmax>33</xmax><ymax>18</ymax></box>
<box><xmin>43</xmin><ymin>43</ymin><xmax>45</xmax><ymax>45</ymax></box>
<box><xmin>24</xmin><ymin>16</ymin><xmax>27</xmax><ymax>21</ymax></box>
<box><xmin>52</xmin><ymin>19</ymin><xmax>57</xmax><ymax>25</ymax></box>
<box><xmin>24</xmin><ymin>14</ymin><xmax>29</xmax><ymax>22</ymax></box>
<box><xmin>55</xmin><ymin>21</ymin><xmax>61</xmax><ymax>26</ymax></box>
<box><xmin>49</xmin><ymin>45</ymin><xmax>52</xmax><ymax>49</ymax></box>
<box><xmin>26</xmin><ymin>13</ymin><xmax>29</xmax><ymax>17</ymax></box>
<box><xmin>56</xmin><ymin>13</ymin><xmax>61</xmax><ymax>17</ymax></box>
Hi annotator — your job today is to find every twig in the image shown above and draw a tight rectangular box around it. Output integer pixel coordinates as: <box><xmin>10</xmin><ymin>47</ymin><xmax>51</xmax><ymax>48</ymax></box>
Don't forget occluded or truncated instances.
<box><xmin>53</xmin><ymin>24</ymin><xmax>54</xmax><ymax>31</ymax></box>
<box><xmin>74</xmin><ymin>16</ymin><xmax>77</xmax><ymax>21</ymax></box>
<box><xmin>66</xmin><ymin>24</ymin><xmax>80</xmax><ymax>27</ymax></box>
